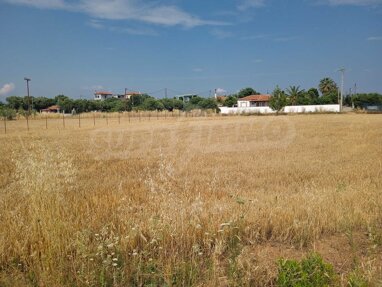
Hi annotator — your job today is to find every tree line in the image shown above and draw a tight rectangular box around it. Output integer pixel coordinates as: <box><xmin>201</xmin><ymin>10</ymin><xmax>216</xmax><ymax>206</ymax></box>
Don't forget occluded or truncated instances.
<box><xmin>1</xmin><ymin>77</ymin><xmax>381</xmax><ymax>119</ymax></box>
<box><xmin>0</xmin><ymin>94</ymin><xmax>219</xmax><ymax>119</ymax></box>
<box><xmin>223</xmin><ymin>78</ymin><xmax>344</xmax><ymax>108</ymax></box>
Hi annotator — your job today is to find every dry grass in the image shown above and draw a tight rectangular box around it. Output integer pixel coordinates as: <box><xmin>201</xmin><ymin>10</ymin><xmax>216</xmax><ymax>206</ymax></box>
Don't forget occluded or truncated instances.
<box><xmin>0</xmin><ymin>114</ymin><xmax>381</xmax><ymax>286</ymax></box>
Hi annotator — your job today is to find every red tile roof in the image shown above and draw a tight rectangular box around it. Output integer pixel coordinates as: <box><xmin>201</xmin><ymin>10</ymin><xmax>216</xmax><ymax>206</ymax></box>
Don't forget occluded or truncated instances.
<box><xmin>42</xmin><ymin>105</ymin><xmax>60</xmax><ymax>110</ymax></box>
<box><xmin>238</xmin><ymin>94</ymin><xmax>271</xmax><ymax>102</ymax></box>
<box><xmin>95</xmin><ymin>91</ymin><xmax>113</xmax><ymax>95</ymax></box>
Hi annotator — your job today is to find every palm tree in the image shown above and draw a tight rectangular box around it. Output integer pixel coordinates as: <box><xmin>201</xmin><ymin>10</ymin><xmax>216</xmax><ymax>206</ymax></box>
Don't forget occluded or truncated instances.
<box><xmin>319</xmin><ymin>78</ymin><xmax>338</xmax><ymax>95</ymax></box>
<box><xmin>286</xmin><ymin>85</ymin><xmax>304</xmax><ymax>106</ymax></box>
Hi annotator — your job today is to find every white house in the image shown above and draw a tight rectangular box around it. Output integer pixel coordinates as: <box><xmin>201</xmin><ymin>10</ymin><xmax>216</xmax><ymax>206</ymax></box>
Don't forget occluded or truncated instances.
<box><xmin>237</xmin><ymin>95</ymin><xmax>271</xmax><ymax>107</ymax></box>
<box><xmin>94</xmin><ymin>91</ymin><xmax>114</xmax><ymax>101</ymax></box>
<box><xmin>123</xmin><ymin>91</ymin><xmax>142</xmax><ymax>100</ymax></box>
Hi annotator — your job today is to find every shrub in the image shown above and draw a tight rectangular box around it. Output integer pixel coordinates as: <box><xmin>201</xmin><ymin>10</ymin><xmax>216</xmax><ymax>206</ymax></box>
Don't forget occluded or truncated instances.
<box><xmin>0</xmin><ymin>107</ymin><xmax>17</xmax><ymax>120</ymax></box>
<box><xmin>347</xmin><ymin>271</ymin><xmax>368</xmax><ymax>287</ymax></box>
<box><xmin>277</xmin><ymin>253</ymin><xmax>336</xmax><ymax>287</ymax></box>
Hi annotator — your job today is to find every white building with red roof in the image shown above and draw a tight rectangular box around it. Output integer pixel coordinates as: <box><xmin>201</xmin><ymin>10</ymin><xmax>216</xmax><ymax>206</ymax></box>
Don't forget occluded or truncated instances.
<box><xmin>237</xmin><ymin>94</ymin><xmax>271</xmax><ymax>107</ymax></box>
<box><xmin>94</xmin><ymin>91</ymin><xmax>114</xmax><ymax>101</ymax></box>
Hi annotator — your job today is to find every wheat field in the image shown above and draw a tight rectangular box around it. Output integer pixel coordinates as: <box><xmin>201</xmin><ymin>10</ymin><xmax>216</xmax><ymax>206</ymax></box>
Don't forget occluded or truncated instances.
<box><xmin>0</xmin><ymin>114</ymin><xmax>381</xmax><ymax>286</ymax></box>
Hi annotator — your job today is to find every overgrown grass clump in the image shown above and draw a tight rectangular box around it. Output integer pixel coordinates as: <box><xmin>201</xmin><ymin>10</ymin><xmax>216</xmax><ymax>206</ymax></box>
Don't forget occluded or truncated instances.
<box><xmin>277</xmin><ymin>253</ymin><xmax>336</xmax><ymax>287</ymax></box>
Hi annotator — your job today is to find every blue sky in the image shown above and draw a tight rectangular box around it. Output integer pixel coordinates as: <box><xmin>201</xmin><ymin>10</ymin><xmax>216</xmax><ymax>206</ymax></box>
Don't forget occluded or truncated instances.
<box><xmin>0</xmin><ymin>0</ymin><xmax>381</xmax><ymax>99</ymax></box>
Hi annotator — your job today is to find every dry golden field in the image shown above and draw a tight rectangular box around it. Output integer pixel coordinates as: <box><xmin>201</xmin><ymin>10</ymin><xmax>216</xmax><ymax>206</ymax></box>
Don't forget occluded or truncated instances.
<box><xmin>0</xmin><ymin>113</ymin><xmax>381</xmax><ymax>286</ymax></box>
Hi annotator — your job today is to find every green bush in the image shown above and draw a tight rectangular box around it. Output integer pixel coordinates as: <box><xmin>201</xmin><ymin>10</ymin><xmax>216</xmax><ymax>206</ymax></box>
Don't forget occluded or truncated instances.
<box><xmin>277</xmin><ymin>253</ymin><xmax>336</xmax><ymax>287</ymax></box>
<box><xmin>0</xmin><ymin>107</ymin><xmax>17</xmax><ymax>120</ymax></box>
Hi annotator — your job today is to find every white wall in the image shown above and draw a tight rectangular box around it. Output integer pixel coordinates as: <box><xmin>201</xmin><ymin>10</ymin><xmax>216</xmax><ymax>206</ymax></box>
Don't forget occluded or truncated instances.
<box><xmin>220</xmin><ymin>106</ymin><xmax>274</xmax><ymax>114</ymax></box>
<box><xmin>220</xmin><ymin>104</ymin><xmax>340</xmax><ymax>114</ymax></box>
<box><xmin>284</xmin><ymin>105</ymin><xmax>340</xmax><ymax>113</ymax></box>
<box><xmin>237</xmin><ymin>101</ymin><xmax>249</xmax><ymax>108</ymax></box>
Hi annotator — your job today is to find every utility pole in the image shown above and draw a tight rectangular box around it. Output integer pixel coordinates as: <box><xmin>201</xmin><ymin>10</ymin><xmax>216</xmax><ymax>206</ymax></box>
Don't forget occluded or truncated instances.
<box><xmin>338</xmin><ymin>68</ymin><xmax>345</xmax><ymax>112</ymax></box>
<box><xmin>24</xmin><ymin>77</ymin><xmax>31</xmax><ymax>115</ymax></box>
<box><xmin>124</xmin><ymin>88</ymin><xmax>128</xmax><ymax>111</ymax></box>
<box><xmin>352</xmin><ymin>83</ymin><xmax>357</xmax><ymax>109</ymax></box>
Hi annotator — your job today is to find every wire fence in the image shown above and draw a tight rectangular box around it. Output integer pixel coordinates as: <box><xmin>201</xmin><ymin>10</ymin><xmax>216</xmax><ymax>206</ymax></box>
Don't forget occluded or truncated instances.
<box><xmin>0</xmin><ymin>109</ymin><xmax>221</xmax><ymax>135</ymax></box>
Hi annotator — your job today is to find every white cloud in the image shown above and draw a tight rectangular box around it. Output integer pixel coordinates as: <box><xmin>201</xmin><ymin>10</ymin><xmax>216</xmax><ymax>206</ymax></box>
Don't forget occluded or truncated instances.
<box><xmin>215</xmin><ymin>88</ymin><xmax>227</xmax><ymax>95</ymax></box>
<box><xmin>210</xmin><ymin>28</ymin><xmax>233</xmax><ymax>39</ymax></box>
<box><xmin>87</xmin><ymin>19</ymin><xmax>158</xmax><ymax>35</ymax></box>
<box><xmin>4</xmin><ymin>0</ymin><xmax>67</xmax><ymax>9</ymax></box>
<box><xmin>87</xmin><ymin>19</ymin><xmax>104</xmax><ymax>29</ymax></box>
<box><xmin>111</xmin><ymin>26</ymin><xmax>158</xmax><ymax>36</ymax></box>
<box><xmin>273</xmin><ymin>36</ymin><xmax>298</xmax><ymax>42</ymax></box>
<box><xmin>367</xmin><ymin>36</ymin><xmax>382</xmax><ymax>41</ymax></box>
<box><xmin>4</xmin><ymin>0</ymin><xmax>228</xmax><ymax>28</ymax></box>
<box><xmin>322</xmin><ymin>0</ymin><xmax>382</xmax><ymax>6</ymax></box>
<box><xmin>241</xmin><ymin>34</ymin><xmax>266</xmax><ymax>40</ymax></box>
<box><xmin>0</xmin><ymin>83</ymin><xmax>15</xmax><ymax>96</ymax></box>
<box><xmin>237</xmin><ymin>0</ymin><xmax>265</xmax><ymax>11</ymax></box>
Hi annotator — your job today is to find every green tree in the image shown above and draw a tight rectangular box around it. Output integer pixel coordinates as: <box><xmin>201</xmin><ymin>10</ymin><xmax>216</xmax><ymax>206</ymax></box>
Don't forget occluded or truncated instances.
<box><xmin>237</xmin><ymin>87</ymin><xmax>258</xmax><ymax>98</ymax></box>
<box><xmin>318</xmin><ymin>91</ymin><xmax>338</xmax><ymax>104</ymax></box>
<box><xmin>130</xmin><ymin>93</ymin><xmax>151</xmax><ymax>108</ymax></box>
<box><xmin>55</xmin><ymin>95</ymin><xmax>74</xmax><ymax>113</ymax></box>
<box><xmin>319</xmin><ymin>78</ymin><xmax>338</xmax><ymax>95</ymax></box>
<box><xmin>33</xmin><ymin>97</ymin><xmax>55</xmax><ymax>111</ymax></box>
<box><xmin>0</xmin><ymin>106</ymin><xmax>17</xmax><ymax>120</ymax></box>
<box><xmin>6</xmin><ymin>96</ymin><xmax>25</xmax><ymax>110</ymax></box>
<box><xmin>172</xmin><ymin>99</ymin><xmax>184</xmax><ymax>110</ymax></box>
<box><xmin>160</xmin><ymin>98</ymin><xmax>175</xmax><ymax>111</ymax></box>
<box><xmin>99</xmin><ymin>98</ymin><xmax>125</xmax><ymax>112</ymax></box>
<box><xmin>142</xmin><ymin>98</ymin><xmax>164</xmax><ymax>111</ymax></box>
<box><xmin>224</xmin><ymin>96</ymin><xmax>238</xmax><ymax>107</ymax></box>
<box><xmin>269</xmin><ymin>86</ymin><xmax>287</xmax><ymax>114</ymax></box>
<box><xmin>307</xmin><ymin>88</ymin><xmax>319</xmax><ymax>99</ymax></box>
<box><xmin>189</xmin><ymin>96</ymin><xmax>203</xmax><ymax>105</ymax></box>
<box><xmin>198</xmin><ymin>98</ymin><xmax>218</xmax><ymax>109</ymax></box>
<box><xmin>352</xmin><ymin>93</ymin><xmax>382</xmax><ymax>108</ymax></box>
<box><xmin>286</xmin><ymin>85</ymin><xmax>304</xmax><ymax>106</ymax></box>
<box><xmin>73</xmin><ymin>99</ymin><xmax>89</xmax><ymax>113</ymax></box>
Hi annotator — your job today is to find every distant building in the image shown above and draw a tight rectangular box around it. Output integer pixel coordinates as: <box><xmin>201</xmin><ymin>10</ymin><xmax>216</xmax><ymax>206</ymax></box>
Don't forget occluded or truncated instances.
<box><xmin>363</xmin><ymin>104</ymin><xmax>382</xmax><ymax>112</ymax></box>
<box><xmin>237</xmin><ymin>95</ymin><xmax>271</xmax><ymax>107</ymax></box>
<box><xmin>41</xmin><ymin>105</ymin><xmax>60</xmax><ymax>113</ymax></box>
<box><xmin>122</xmin><ymin>91</ymin><xmax>142</xmax><ymax>100</ymax></box>
<box><xmin>176</xmin><ymin>94</ymin><xmax>198</xmax><ymax>102</ymax></box>
<box><xmin>94</xmin><ymin>91</ymin><xmax>113</xmax><ymax>101</ymax></box>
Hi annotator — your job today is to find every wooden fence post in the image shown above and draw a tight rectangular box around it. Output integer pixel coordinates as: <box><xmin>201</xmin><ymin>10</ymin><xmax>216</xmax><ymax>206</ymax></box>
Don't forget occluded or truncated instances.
<box><xmin>78</xmin><ymin>113</ymin><xmax>81</xmax><ymax>128</ymax></box>
<box><xmin>93</xmin><ymin>113</ymin><xmax>96</xmax><ymax>126</ymax></box>
<box><xmin>128</xmin><ymin>111</ymin><xmax>130</xmax><ymax>123</ymax></box>
<box><xmin>26</xmin><ymin>115</ymin><xmax>29</xmax><ymax>131</ymax></box>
